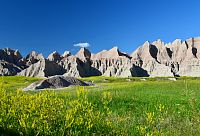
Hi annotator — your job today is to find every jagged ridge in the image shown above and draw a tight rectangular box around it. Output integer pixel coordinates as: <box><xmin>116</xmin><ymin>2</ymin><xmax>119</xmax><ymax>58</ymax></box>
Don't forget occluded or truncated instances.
<box><xmin>1</xmin><ymin>36</ymin><xmax>200</xmax><ymax>77</ymax></box>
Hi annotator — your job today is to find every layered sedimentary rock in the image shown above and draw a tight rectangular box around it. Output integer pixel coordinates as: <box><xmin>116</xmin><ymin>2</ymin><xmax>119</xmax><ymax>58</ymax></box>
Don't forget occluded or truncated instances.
<box><xmin>0</xmin><ymin>48</ymin><xmax>23</xmax><ymax>66</ymax></box>
<box><xmin>24</xmin><ymin>51</ymin><xmax>44</xmax><ymax>67</ymax></box>
<box><xmin>91</xmin><ymin>47</ymin><xmax>131</xmax><ymax>59</ymax></box>
<box><xmin>47</xmin><ymin>51</ymin><xmax>62</xmax><ymax>62</ymax></box>
<box><xmin>130</xmin><ymin>37</ymin><xmax>200</xmax><ymax>77</ymax></box>
<box><xmin>60</xmin><ymin>56</ymin><xmax>91</xmax><ymax>77</ymax></box>
<box><xmin>76</xmin><ymin>47</ymin><xmax>91</xmax><ymax>61</ymax></box>
<box><xmin>2</xmin><ymin>36</ymin><xmax>200</xmax><ymax>77</ymax></box>
<box><xmin>131</xmin><ymin>41</ymin><xmax>174</xmax><ymax>77</ymax></box>
<box><xmin>176</xmin><ymin>38</ymin><xmax>200</xmax><ymax>76</ymax></box>
<box><xmin>91</xmin><ymin>47</ymin><xmax>135</xmax><ymax>77</ymax></box>
<box><xmin>0</xmin><ymin>48</ymin><xmax>23</xmax><ymax>75</ymax></box>
<box><xmin>18</xmin><ymin>58</ymin><xmax>66</xmax><ymax>77</ymax></box>
<box><xmin>0</xmin><ymin>60</ymin><xmax>21</xmax><ymax>75</ymax></box>
<box><xmin>62</xmin><ymin>51</ymin><xmax>71</xmax><ymax>58</ymax></box>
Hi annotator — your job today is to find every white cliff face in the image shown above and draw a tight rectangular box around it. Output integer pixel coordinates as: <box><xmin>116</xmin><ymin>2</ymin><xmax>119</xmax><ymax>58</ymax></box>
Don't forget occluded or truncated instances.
<box><xmin>60</xmin><ymin>56</ymin><xmax>91</xmax><ymax>77</ymax></box>
<box><xmin>47</xmin><ymin>51</ymin><xmax>62</xmax><ymax>62</ymax></box>
<box><xmin>90</xmin><ymin>47</ymin><xmax>134</xmax><ymax>77</ymax></box>
<box><xmin>92</xmin><ymin>57</ymin><xmax>134</xmax><ymax>77</ymax></box>
<box><xmin>0</xmin><ymin>48</ymin><xmax>23</xmax><ymax>66</ymax></box>
<box><xmin>0</xmin><ymin>60</ymin><xmax>21</xmax><ymax>76</ymax></box>
<box><xmin>75</xmin><ymin>47</ymin><xmax>91</xmax><ymax>61</ymax></box>
<box><xmin>62</xmin><ymin>51</ymin><xmax>71</xmax><ymax>58</ymax></box>
<box><xmin>2</xmin><ymin>36</ymin><xmax>200</xmax><ymax>77</ymax></box>
<box><xmin>131</xmin><ymin>41</ymin><xmax>174</xmax><ymax>77</ymax></box>
<box><xmin>25</xmin><ymin>51</ymin><xmax>44</xmax><ymax>67</ymax></box>
<box><xmin>17</xmin><ymin>58</ymin><xmax>66</xmax><ymax>77</ymax></box>
<box><xmin>130</xmin><ymin>37</ymin><xmax>200</xmax><ymax>77</ymax></box>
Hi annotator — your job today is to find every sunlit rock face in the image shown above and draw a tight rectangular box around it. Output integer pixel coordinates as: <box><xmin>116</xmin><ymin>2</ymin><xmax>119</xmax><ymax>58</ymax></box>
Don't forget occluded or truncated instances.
<box><xmin>90</xmin><ymin>47</ymin><xmax>136</xmax><ymax>77</ymax></box>
<box><xmin>131</xmin><ymin>41</ymin><xmax>174</xmax><ymax>77</ymax></box>
<box><xmin>2</xmin><ymin>36</ymin><xmax>200</xmax><ymax>77</ymax></box>
<box><xmin>47</xmin><ymin>51</ymin><xmax>62</xmax><ymax>63</ymax></box>
<box><xmin>18</xmin><ymin>58</ymin><xmax>66</xmax><ymax>77</ymax></box>
<box><xmin>0</xmin><ymin>48</ymin><xmax>23</xmax><ymax>75</ymax></box>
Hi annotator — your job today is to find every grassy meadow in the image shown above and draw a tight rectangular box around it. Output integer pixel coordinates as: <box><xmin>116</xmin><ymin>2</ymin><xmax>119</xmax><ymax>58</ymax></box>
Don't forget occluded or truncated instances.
<box><xmin>1</xmin><ymin>76</ymin><xmax>200</xmax><ymax>135</ymax></box>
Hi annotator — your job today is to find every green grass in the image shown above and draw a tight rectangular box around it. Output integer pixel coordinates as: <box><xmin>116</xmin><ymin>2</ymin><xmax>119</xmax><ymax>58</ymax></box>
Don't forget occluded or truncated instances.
<box><xmin>1</xmin><ymin>76</ymin><xmax>200</xmax><ymax>135</ymax></box>
<box><xmin>0</xmin><ymin>76</ymin><xmax>42</xmax><ymax>91</ymax></box>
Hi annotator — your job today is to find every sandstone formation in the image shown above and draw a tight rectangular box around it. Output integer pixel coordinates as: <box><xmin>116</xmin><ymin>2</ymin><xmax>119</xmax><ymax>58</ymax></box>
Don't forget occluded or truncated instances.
<box><xmin>75</xmin><ymin>47</ymin><xmax>91</xmax><ymax>61</ymax></box>
<box><xmin>91</xmin><ymin>47</ymin><xmax>131</xmax><ymax>60</ymax></box>
<box><xmin>0</xmin><ymin>48</ymin><xmax>23</xmax><ymax>66</ymax></box>
<box><xmin>0</xmin><ymin>48</ymin><xmax>23</xmax><ymax>75</ymax></box>
<box><xmin>1</xmin><ymin>36</ymin><xmax>200</xmax><ymax>77</ymax></box>
<box><xmin>0</xmin><ymin>60</ymin><xmax>21</xmax><ymax>75</ymax></box>
<box><xmin>130</xmin><ymin>37</ymin><xmax>200</xmax><ymax>77</ymax></box>
<box><xmin>60</xmin><ymin>56</ymin><xmax>91</xmax><ymax>77</ymax></box>
<box><xmin>18</xmin><ymin>58</ymin><xmax>66</xmax><ymax>77</ymax></box>
<box><xmin>90</xmin><ymin>47</ymin><xmax>135</xmax><ymax>77</ymax></box>
<box><xmin>62</xmin><ymin>51</ymin><xmax>71</xmax><ymax>58</ymax></box>
<box><xmin>25</xmin><ymin>51</ymin><xmax>44</xmax><ymax>67</ymax></box>
<box><xmin>47</xmin><ymin>51</ymin><xmax>62</xmax><ymax>62</ymax></box>
<box><xmin>131</xmin><ymin>41</ymin><xmax>173</xmax><ymax>77</ymax></box>
<box><xmin>23</xmin><ymin>75</ymin><xmax>89</xmax><ymax>90</ymax></box>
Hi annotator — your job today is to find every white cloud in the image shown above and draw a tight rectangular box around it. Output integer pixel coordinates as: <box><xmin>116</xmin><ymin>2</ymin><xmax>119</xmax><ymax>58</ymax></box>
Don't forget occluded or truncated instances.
<box><xmin>73</xmin><ymin>42</ymin><xmax>90</xmax><ymax>48</ymax></box>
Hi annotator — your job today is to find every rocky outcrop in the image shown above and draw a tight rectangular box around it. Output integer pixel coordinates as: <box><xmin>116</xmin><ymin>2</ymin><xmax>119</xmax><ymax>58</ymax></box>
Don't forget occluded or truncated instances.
<box><xmin>131</xmin><ymin>41</ymin><xmax>174</xmax><ymax>77</ymax></box>
<box><xmin>60</xmin><ymin>56</ymin><xmax>91</xmax><ymax>77</ymax></box>
<box><xmin>91</xmin><ymin>58</ymin><xmax>134</xmax><ymax>77</ymax></box>
<box><xmin>75</xmin><ymin>47</ymin><xmax>91</xmax><ymax>62</ymax></box>
<box><xmin>18</xmin><ymin>58</ymin><xmax>66</xmax><ymax>77</ymax></box>
<box><xmin>91</xmin><ymin>47</ymin><xmax>131</xmax><ymax>60</ymax></box>
<box><xmin>24</xmin><ymin>51</ymin><xmax>44</xmax><ymax>67</ymax></box>
<box><xmin>23</xmin><ymin>75</ymin><xmax>89</xmax><ymax>91</ymax></box>
<box><xmin>0</xmin><ymin>48</ymin><xmax>23</xmax><ymax>66</ymax></box>
<box><xmin>2</xmin><ymin>36</ymin><xmax>200</xmax><ymax>78</ymax></box>
<box><xmin>130</xmin><ymin>37</ymin><xmax>200</xmax><ymax>77</ymax></box>
<box><xmin>0</xmin><ymin>60</ymin><xmax>21</xmax><ymax>76</ymax></box>
<box><xmin>0</xmin><ymin>48</ymin><xmax>23</xmax><ymax>75</ymax></box>
<box><xmin>62</xmin><ymin>51</ymin><xmax>71</xmax><ymax>58</ymax></box>
<box><xmin>47</xmin><ymin>51</ymin><xmax>62</xmax><ymax>62</ymax></box>
<box><xmin>90</xmin><ymin>47</ymin><xmax>134</xmax><ymax>77</ymax></box>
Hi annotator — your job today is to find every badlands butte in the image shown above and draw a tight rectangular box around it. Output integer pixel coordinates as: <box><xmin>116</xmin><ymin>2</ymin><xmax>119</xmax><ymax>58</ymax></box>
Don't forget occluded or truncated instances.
<box><xmin>1</xmin><ymin>37</ymin><xmax>200</xmax><ymax>78</ymax></box>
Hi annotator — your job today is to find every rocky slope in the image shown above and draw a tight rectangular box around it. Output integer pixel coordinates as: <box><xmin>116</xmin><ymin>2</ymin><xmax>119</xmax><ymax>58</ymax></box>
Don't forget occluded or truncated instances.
<box><xmin>2</xmin><ymin>36</ymin><xmax>200</xmax><ymax>77</ymax></box>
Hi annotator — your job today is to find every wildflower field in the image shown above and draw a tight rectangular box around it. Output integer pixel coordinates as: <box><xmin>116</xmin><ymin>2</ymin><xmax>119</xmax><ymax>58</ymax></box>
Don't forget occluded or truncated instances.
<box><xmin>1</xmin><ymin>76</ymin><xmax>200</xmax><ymax>135</ymax></box>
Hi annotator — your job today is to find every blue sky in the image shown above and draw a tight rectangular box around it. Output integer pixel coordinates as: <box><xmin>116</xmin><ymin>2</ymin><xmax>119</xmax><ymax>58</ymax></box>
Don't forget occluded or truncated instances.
<box><xmin>0</xmin><ymin>0</ymin><xmax>200</xmax><ymax>57</ymax></box>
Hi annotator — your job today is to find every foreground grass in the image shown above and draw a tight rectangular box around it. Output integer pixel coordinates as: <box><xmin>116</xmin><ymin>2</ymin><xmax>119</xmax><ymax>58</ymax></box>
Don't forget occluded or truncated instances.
<box><xmin>0</xmin><ymin>76</ymin><xmax>41</xmax><ymax>92</ymax></box>
<box><xmin>1</xmin><ymin>76</ymin><xmax>200</xmax><ymax>135</ymax></box>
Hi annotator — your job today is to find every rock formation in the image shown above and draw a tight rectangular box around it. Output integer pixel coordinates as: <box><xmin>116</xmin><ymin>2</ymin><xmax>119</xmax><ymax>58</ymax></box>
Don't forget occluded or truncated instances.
<box><xmin>47</xmin><ymin>51</ymin><xmax>62</xmax><ymax>62</ymax></box>
<box><xmin>0</xmin><ymin>48</ymin><xmax>23</xmax><ymax>66</ymax></box>
<box><xmin>60</xmin><ymin>56</ymin><xmax>91</xmax><ymax>77</ymax></box>
<box><xmin>0</xmin><ymin>48</ymin><xmax>23</xmax><ymax>75</ymax></box>
<box><xmin>2</xmin><ymin>36</ymin><xmax>200</xmax><ymax>77</ymax></box>
<box><xmin>91</xmin><ymin>47</ymin><xmax>131</xmax><ymax>60</ymax></box>
<box><xmin>25</xmin><ymin>51</ymin><xmax>44</xmax><ymax>67</ymax></box>
<box><xmin>130</xmin><ymin>36</ymin><xmax>200</xmax><ymax>77</ymax></box>
<box><xmin>0</xmin><ymin>60</ymin><xmax>21</xmax><ymax>75</ymax></box>
<box><xmin>90</xmin><ymin>47</ymin><xmax>134</xmax><ymax>77</ymax></box>
<box><xmin>131</xmin><ymin>41</ymin><xmax>174</xmax><ymax>77</ymax></box>
<box><xmin>62</xmin><ymin>51</ymin><xmax>71</xmax><ymax>58</ymax></box>
<box><xmin>23</xmin><ymin>75</ymin><xmax>90</xmax><ymax>90</ymax></box>
<box><xmin>75</xmin><ymin>47</ymin><xmax>91</xmax><ymax>61</ymax></box>
<box><xmin>18</xmin><ymin>58</ymin><xmax>66</xmax><ymax>77</ymax></box>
